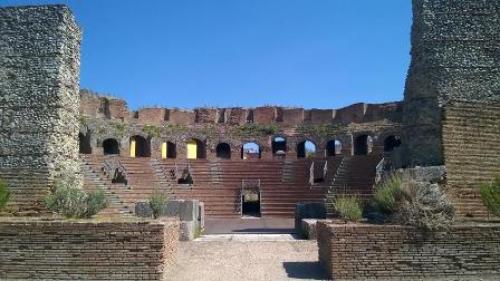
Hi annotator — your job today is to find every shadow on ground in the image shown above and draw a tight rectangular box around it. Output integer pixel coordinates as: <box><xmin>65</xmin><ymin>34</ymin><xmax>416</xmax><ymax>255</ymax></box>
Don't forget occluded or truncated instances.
<box><xmin>282</xmin><ymin>261</ymin><xmax>329</xmax><ymax>280</ymax></box>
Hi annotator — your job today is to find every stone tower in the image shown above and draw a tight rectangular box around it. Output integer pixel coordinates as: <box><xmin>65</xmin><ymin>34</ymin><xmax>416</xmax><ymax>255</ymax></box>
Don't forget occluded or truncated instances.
<box><xmin>0</xmin><ymin>5</ymin><xmax>82</xmax><ymax>212</ymax></box>
<box><xmin>402</xmin><ymin>0</ymin><xmax>500</xmax><ymax>167</ymax></box>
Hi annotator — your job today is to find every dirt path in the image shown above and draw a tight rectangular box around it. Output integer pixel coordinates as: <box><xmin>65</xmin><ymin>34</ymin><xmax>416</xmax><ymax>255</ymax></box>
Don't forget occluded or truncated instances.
<box><xmin>164</xmin><ymin>235</ymin><xmax>328</xmax><ymax>281</ymax></box>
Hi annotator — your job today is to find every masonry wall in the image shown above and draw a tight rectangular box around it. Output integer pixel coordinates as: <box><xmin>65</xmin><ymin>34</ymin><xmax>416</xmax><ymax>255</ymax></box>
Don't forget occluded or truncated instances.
<box><xmin>402</xmin><ymin>0</ymin><xmax>500</xmax><ymax>166</ymax></box>
<box><xmin>0</xmin><ymin>5</ymin><xmax>82</xmax><ymax>212</ymax></box>
<box><xmin>442</xmin><ymin>101</ymin><xmax>500</xmax><ymax>218</ymax></box>
<box><xmin>317</xmin><ymin>222</ymin><xmax>500</xmax><ymax>281</ymax></box>
<box><xmin>0</xmin><ymin>218</ymin><xmax>179</xmax><ymax>280</ymax></box>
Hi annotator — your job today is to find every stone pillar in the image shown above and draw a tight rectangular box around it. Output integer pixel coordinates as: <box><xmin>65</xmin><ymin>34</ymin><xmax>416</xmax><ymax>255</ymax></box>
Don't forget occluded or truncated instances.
<box><xmin>402</xmin><ymin>0</ymin><xmax>500</xmax><ymax>167</ymax></box>
<box><xmin>0</xmin><ymin>5</ymin><xmax>82</xmax><ymax>213</ymax></box>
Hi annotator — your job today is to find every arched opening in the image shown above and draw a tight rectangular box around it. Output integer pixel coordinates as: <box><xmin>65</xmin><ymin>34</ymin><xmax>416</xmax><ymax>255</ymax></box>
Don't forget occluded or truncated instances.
<box><xmin>186</xmin><ymin>139</ymin><xmax>206</xmax><ymax>159</ymax></box>
<box><xmin>354</xmin><ymin>135</ymin><xmax>372</xmax><ymax>155</ymax></box>
<box><xmin>79</xmin><ymin>133</ymin><xmax>92</xmax><ymax>154</ymax></box>
<box><xmin>130</xmin><ymin>135</ymin><xmax>150</xmax><ymax>157</ymax></box>
<box><xmin>272</xmin><ymin>136</ymin><xmax>287</xmax><ymax>158</ymax></box>
<box><xmin>167</xmin><ymin>141</ymin><xmax>177</xmax><ymax>158</ymax></box>
<box><xmin>103</xmin><ymin>138</ymin><xmax>120</xmax><ymax>155</ymax></box>
<box><xmin>297</xmin><ymin>140</ymin><xmax>317</xmax><ymax>158</ymax></box>
<box><xmin>326</xmin><ymin>140</ymin><xmax>342</xmax><ymax>157</ymax></box>
<box><xmin>216</xmin><ymin>143</ymin><xmax>231</xmax><ymax>159</ymax></box>
<box><xmin>161</xmin><ymin>141</ymin><xmax>177</xmax><ymax>159</ymax></box>
<box><xmin>384</xmin><ymin>135</ymin><xmax>401</xmax><ymax>152</ymax></box>
<box><xmin>241</xmin><ymin>142</ymin><xmax>261</xmax><ymax>159</ymax></box>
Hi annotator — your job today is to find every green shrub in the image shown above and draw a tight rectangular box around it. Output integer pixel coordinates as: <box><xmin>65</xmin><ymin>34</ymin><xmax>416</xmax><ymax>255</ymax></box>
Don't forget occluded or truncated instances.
<box><xmin>373</xmin><ymin>174</ymin><xmax>403</xmax><ymax>214</ymax></box>
<box><xmin>45</xmin><ymin>182</ymin><xmax>107</xmax><ymax>218</ymax></box>
<box><xmin>149</xmin><ymin>190</ymin><xmax>170</xmax><ymax>219</ymax></box>
<box><xmin>0</xmin><ymin>179</ymin><xmax>10</xmax><ymax>211</ymax></box>
<box><xmin>334</xmin><ymin>196</ymin><xmax>363</xmax><ymax>222</ymax></box>
<box><xmin>480</xmin><ymin>175</ymin><xmax>500</xmax><ymax>217</ymax></box>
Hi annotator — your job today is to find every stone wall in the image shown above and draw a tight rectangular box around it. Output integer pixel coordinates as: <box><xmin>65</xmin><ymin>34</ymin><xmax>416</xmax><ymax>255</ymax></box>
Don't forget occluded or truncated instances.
<box><xmin>442</xmin><ymin>101</ymin><xmax>500</xmax><ymax>218</ymax></box>
<box><xmin>0</xmin><ymin>218</ymin><xmax>179</xmax><ymax>280</ymax></box>
<box><xmin>317</xmin><ymin>221</ymin><xmax>500</xmax><ymax>280</ymax></box>
<box><xmin>0</xmin><ymin>5</ymin><xmax>82</xmax><ymax>212</ymax></box>
<box><xmin>402</xmin><ymin>0</ymin><xmax>500</xmax><ymax>166</ymax></box>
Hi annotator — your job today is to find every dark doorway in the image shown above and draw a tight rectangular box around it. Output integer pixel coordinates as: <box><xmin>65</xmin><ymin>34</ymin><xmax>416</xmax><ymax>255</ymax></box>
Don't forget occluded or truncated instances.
<box><xmin>167</xmin><ymin>141</ymin><xmax>177</xmax><ymax>158</ymax></box>
<box><xmin>241</xmin><ymin>142</ymin><xmax>261</xmax><ymax>159</ymax></box>
<box><xmin>297</xmin><ymin>140</ymin><xmax>316</xmax><ymax>158</ymax></box>
<box><xmin>130</xmin><ymin>135</ymin><xmax>150</xmax><ymax>157</ymax></box>
<box><xmin>79</xmin><ymin>133</ymin><xmax>92</xmax><ymax>154</ymax></box>
<box><xmin>326</xmin><ymin>140</ymin><xmax>342</xmax><ymax>157</ymax></box>
<box><xmin>216</xmin><ymin>143</ymin><xmax>231</xmax><ymax>159</ymax></box>
<box><xmin>242</xmin><ymin>191</ymin><xmax>260</xmax><ymax>217</ymax></box>
<box><xmin>354</xmin><ymin>135</ymin><xmax>371</xmax><ymax>155</ymax></box>
<box><xmin>103</xmin><ymin>138</ymin><xmax>119</xmax><ymax>155</ymax></box>
<box><xmin>384</xmin><ymin>135</ymin><xmax>401</xmax><ymax>152</ymax></box>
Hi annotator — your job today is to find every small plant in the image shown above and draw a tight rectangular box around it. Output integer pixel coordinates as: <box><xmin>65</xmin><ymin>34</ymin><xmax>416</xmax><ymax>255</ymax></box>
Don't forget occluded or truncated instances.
<box><xmin>143</xmin><ymin>125</ymin><xmax>161</xmax><ymax>138</ymax></box>
<box><xmin>333</xmin><ymin>196</ymin><xmax>363</xmax><ymax>222</ymax></box>
<box><xmin>149</xmin><ymin>190</ymin><xmax>170</xmax><ymax>219</ymax></box>
<box><xmin>0</xmin><ymin>179</ymin><xmax>11</xmax><ymax>211</ymax></box>
<box><xmin>112</xmin><ymin>122</ymin><xmax>127</xmax><ymax>137</ymax></box>
<box><xmin>373</xmin><ymin>174</ymin><xmax>403</xmax><ymax>214</ymax></box>
<box><xmin>480</xmin><ymin>175</ymin><xmax>500</xmax><ymax>217</ymax></box>
<box><xmin>44</xmin><ymin>179</ymin><xmax>107</xmax><ymax>218</ymax></box>
<box><xmin>232</xmin><ymin>123</ymin><xmax>280</xmax><ymax>137</ymax></box>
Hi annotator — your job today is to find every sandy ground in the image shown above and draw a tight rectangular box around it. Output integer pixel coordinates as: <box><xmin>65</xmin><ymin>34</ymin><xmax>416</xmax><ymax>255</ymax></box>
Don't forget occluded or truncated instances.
<box><xmin>164</xmin><ymin>235</ymin><xmax>328</xmax><ymax>281</ymax></box>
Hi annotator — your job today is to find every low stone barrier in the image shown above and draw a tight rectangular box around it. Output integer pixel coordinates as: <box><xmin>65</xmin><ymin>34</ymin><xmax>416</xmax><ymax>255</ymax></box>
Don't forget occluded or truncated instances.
<box><xmin>0</xmin><ymin>217</ymin><xmax>179</xmax><ymax>280</ymax></box>
<box><xmin>317</xmin><ymin>221</ymin><xmax>500</xmax><ymax>280</ymax></box>
<box><xmin>136</xmin><ymin>199</ymin><xmax>204</xmax><ymax>241</ymax></box>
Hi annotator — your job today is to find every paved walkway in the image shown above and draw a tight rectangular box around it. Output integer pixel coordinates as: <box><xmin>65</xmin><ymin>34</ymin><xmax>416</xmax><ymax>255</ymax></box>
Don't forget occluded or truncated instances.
<box><xmin>164</xmin><ymin>234</ymin><xmax>329</xmax><ymax>281</ymax></box>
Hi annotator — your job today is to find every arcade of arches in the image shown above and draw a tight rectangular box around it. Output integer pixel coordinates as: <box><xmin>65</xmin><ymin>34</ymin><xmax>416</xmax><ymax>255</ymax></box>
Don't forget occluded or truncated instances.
<box><xmin>80</xmin><ymin>134</ymin><xmax>401</xmax><ymax>160</ymax></box>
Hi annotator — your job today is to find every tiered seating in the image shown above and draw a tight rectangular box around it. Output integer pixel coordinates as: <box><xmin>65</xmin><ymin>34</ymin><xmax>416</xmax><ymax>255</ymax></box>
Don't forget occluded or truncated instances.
<box><xmin>82</xmin><ymin>155</ymin><xmax>168</xmax><ymax>214</ymax></box>
<box><xmin>329</xmin><ymin>154</ymin><xmax>383</xmax><ymax>199</ymax></box>
<box><xmin>81</xmin><ymin>154</ymin><xmax>378</xmax><ymax>218</ymax></box>
<box><xmin>153</xmin><ymin>159</ymin><xmax>241</xmax><ymax>217</ymax></box>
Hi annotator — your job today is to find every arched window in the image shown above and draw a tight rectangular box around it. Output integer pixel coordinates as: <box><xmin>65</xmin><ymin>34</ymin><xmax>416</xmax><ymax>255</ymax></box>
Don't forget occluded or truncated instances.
<box><xmin>297</xmin><ymin>140</ymin><xmax>317</xmax><ymax>158</ymax></box>
<box><xmin>272</xmin><ymin>136</ymin><xmax>287</xmax><ymax>157</ymax></box>
<box><xmin>79</xmin><ymin>133</ymin><xmax>92</xmax><ymax>154</ymax></box>
<box><xmin>241</xmin><ymin>142</ymin><xmax>261</xmax><ymax>159</ymax></box>
<box><xmin>130</xmin><ymin>135</ymin><xmax>150</xmax><ymax>157</ymax></box>
<box><xmin>103</xmin><ymin>138</ymin><xmax>119</xmax><ymax>155</ymax></box>
<box><xmin>187</xmin><ymin>139</ymin><xmax>206</xmax><ymax>159</ymax></box>
<box><xmin>326</xmin><ymin>140</ymin><xmax>342</xmax><ymax>157</ymax></box>
<box><xmin>384</xmin><ymin>135</ymin><xmax>401</xmax><ymax>152</ymax></box>
<box><xmin>161</xmin><ymin>141</ymin><xmax>177</xmax><ymax>159</ymax></box>
<box><xmin>216</xmin><ymin>143</ymin><xmax>231</xmax><ymax>159</ymax></box>
<box><xmin>354</xmin><ymin>135</ymin><xmax>372</xmax><ymax>155</ymax></box>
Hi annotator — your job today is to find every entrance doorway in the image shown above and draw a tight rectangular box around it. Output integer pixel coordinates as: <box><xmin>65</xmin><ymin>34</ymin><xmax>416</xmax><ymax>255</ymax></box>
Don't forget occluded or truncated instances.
<box><xmin>242</xmin><ymin>191</ymin><xmax>260</xmax><ymax>217</ymax></box>
<box><xmin>241</xmin><ymin>179</ymin><xmax>261</xmax><ymax>217</ymax></box>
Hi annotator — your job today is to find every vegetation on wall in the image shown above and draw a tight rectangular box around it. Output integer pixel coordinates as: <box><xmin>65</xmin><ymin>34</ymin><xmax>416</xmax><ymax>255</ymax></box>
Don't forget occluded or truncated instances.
<box><xmin>0</xmin><ymin>179</ymin><xmax>10</xmax><ymax>211</ymax></box>
<box><xmin>480</xmin><ymin>175</ymin><xmax>500</xmax><ymax>217</ymax></box>
<box><xmin>232</xmin><ymin>123</ymin><xmax>280</xmax><ymax>137</ymax></box>
<box><xmin>162</xmin><ymin>124</ymin><xmax>188</xmax><ymax>135</ymax></box>
<box><xmin>143</xmin><ymin>125</ymin><xmax>161</xmax><ymax>138</ymax></box>
<box><xmin>112</xmin><ymin>122</ymin><xmax>127</xmax><ymax>137</ymax></box>
<box><xmin>44</xmin><ymin>177</ymin><xmax>107</xmax><ymax>218</ymax></box>
<box><xmin>296</xmin><ymin>123</ymin><xmax>344</xmax><ymax>138</ymax></box>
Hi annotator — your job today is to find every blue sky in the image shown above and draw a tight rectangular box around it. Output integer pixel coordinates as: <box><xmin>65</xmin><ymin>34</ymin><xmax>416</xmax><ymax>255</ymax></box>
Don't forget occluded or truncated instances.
<box><xmin>2</xmin><ymin>0</ymin><xmax>412</xmax><ymax>109</ymax></box>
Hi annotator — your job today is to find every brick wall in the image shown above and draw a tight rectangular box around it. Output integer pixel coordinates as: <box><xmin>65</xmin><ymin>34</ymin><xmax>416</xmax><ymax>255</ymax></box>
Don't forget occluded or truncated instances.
<box><xmin>317</xmin><ymin>221</ymin><xmax>500</xmax><ymax>280</ymax></box>
<box><xmin>0</xmin><ymin>218</ymin><xmax>179</xmax><ymax>280</ymax></box>
<box><xmin>442</xmin><ymin>101</ymin><xmax>500</xmax><ymax>218</ymax></box>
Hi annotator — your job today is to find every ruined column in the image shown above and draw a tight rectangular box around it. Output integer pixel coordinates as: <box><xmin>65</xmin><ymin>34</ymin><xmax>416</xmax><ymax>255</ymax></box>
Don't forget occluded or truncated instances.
<box><xmin>0</xmin><ymin>5</ymin><xmax>82</xmax><ymax>213</ymax></box>
<box><xmin>402</xmin><ymin>0</ymin><xmax>500</xmax><ymax>167</ymax></box>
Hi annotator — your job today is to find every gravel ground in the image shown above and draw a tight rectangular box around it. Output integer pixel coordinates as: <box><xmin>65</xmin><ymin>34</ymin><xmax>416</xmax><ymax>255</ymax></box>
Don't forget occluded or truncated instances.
<box><xmin>164</xmin><ymin>236</ymin><xmax>328</xmax><ymax>281</ymax></box>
